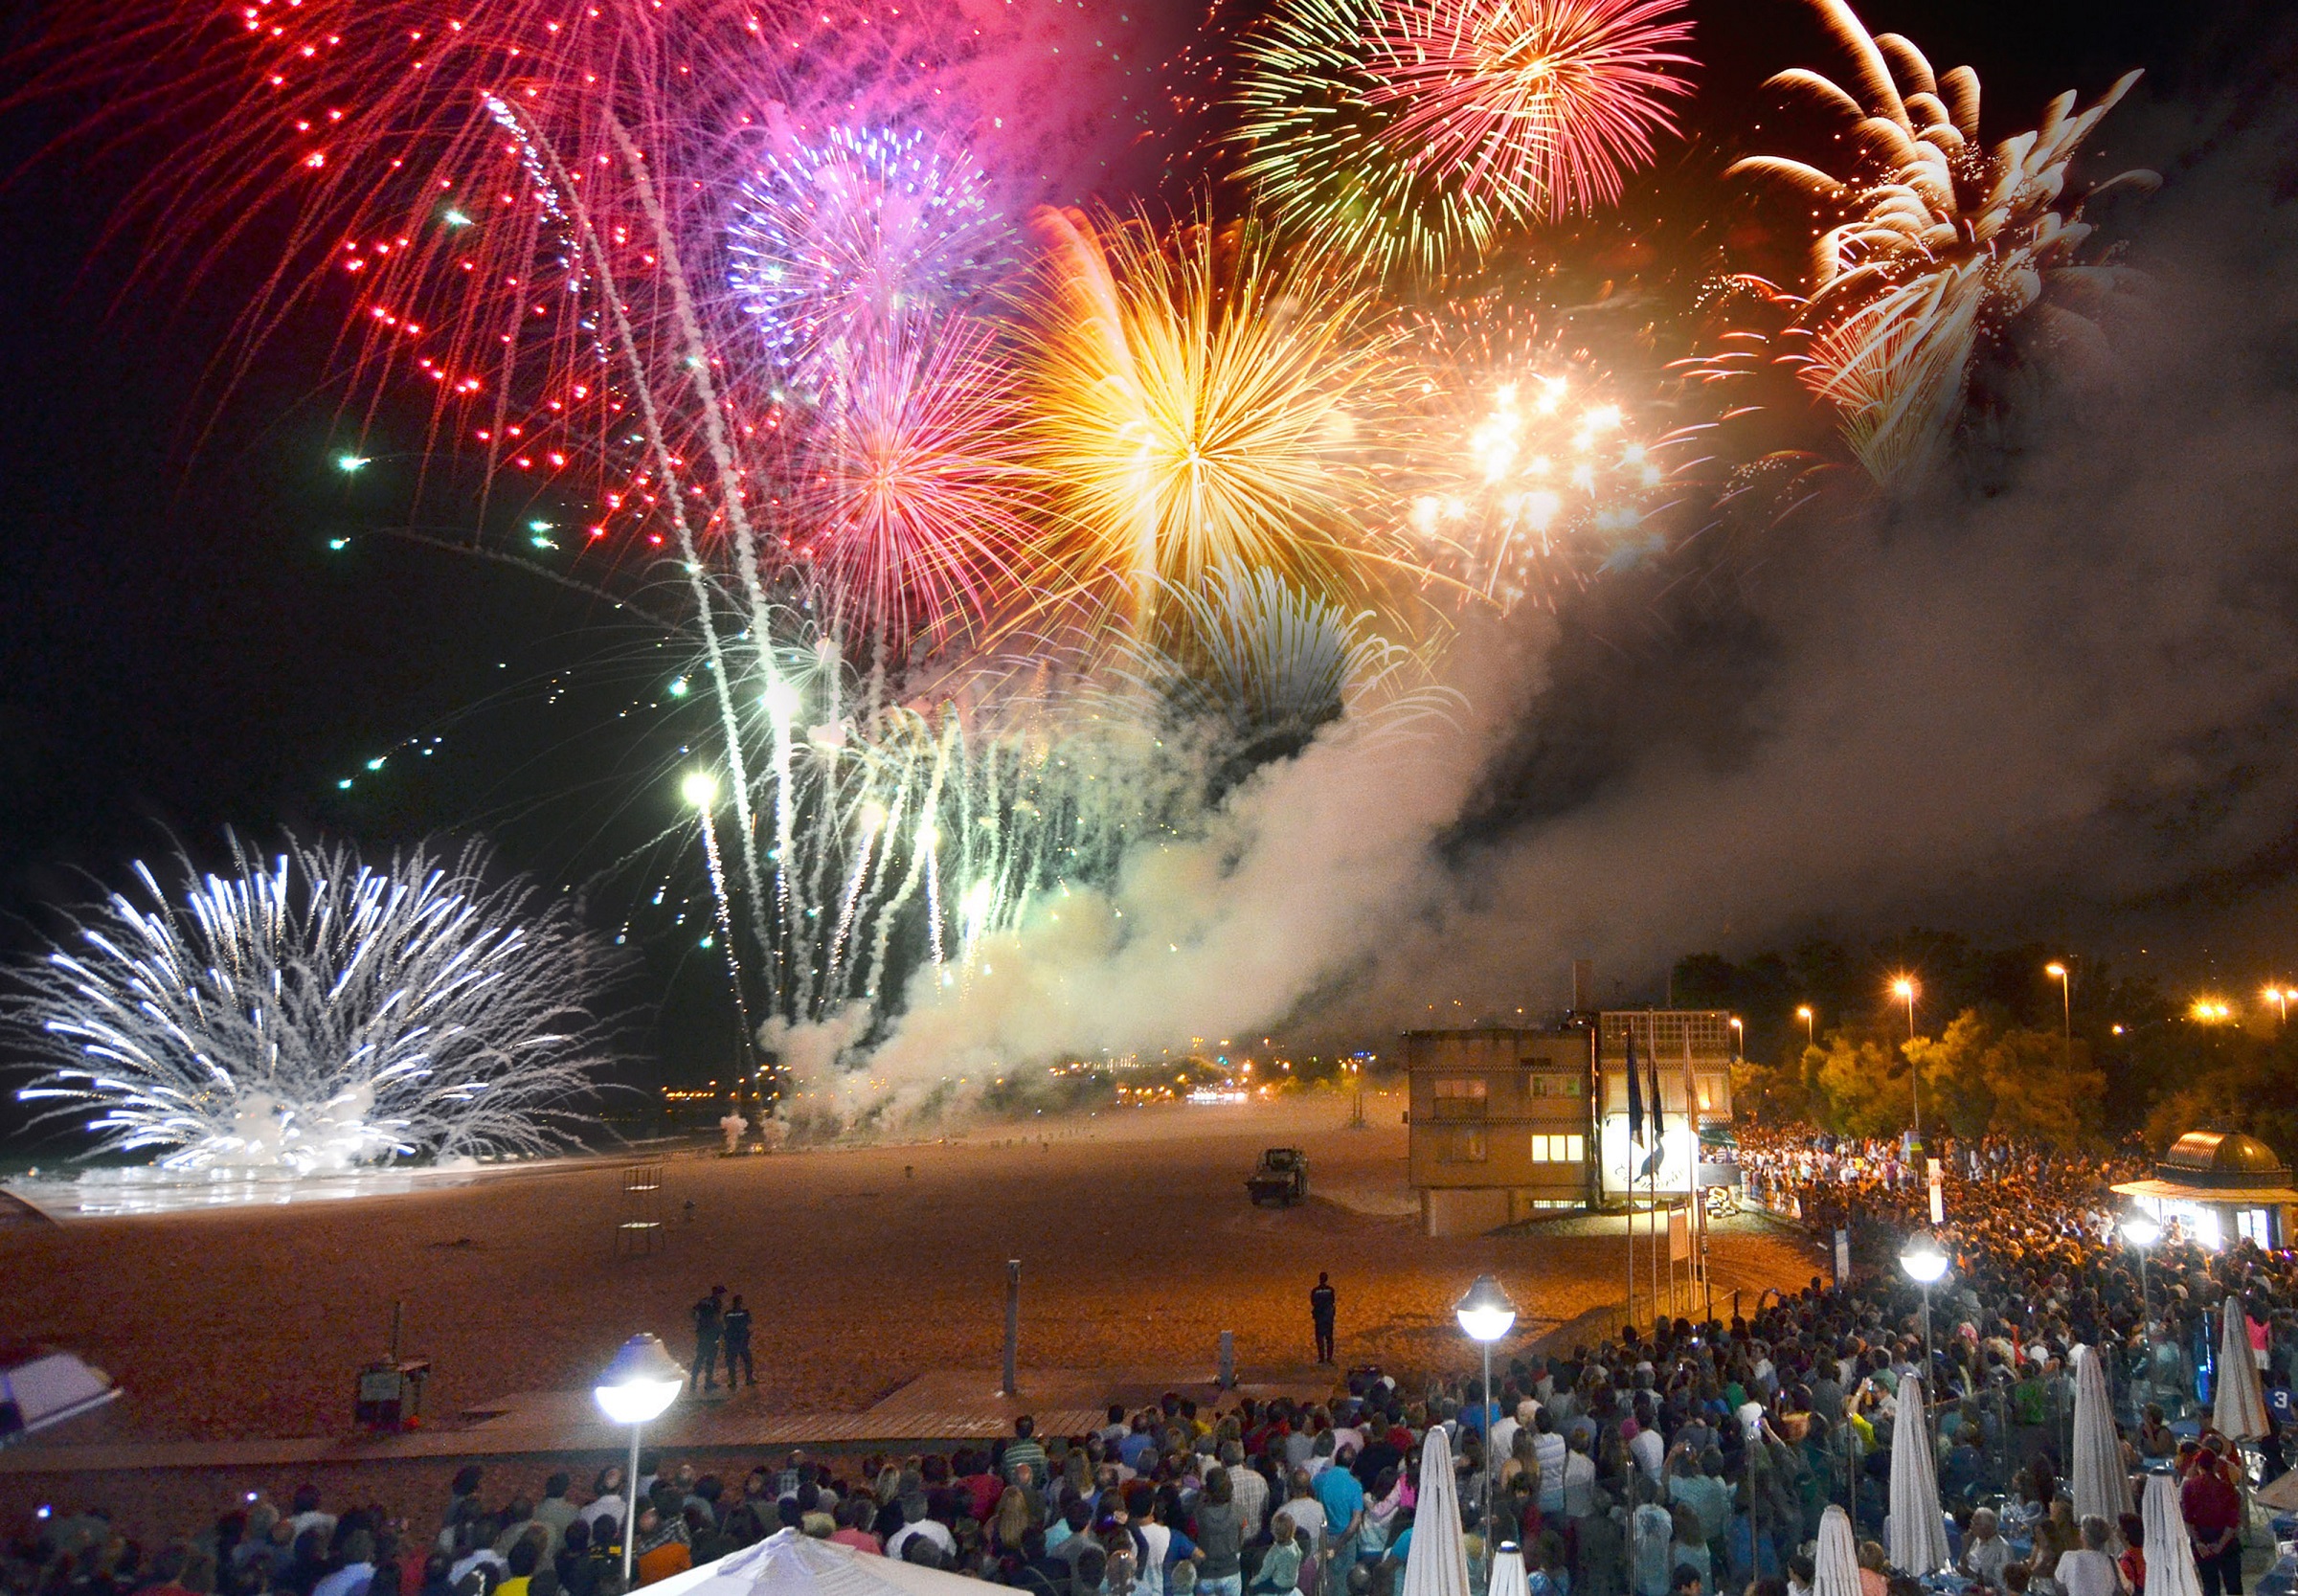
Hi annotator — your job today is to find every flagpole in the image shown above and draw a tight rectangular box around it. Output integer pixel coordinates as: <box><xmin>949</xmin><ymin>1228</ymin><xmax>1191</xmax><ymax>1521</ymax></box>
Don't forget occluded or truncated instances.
<box><xmin>1622</xmin><ymin>1015</ymin><xmax>1633</xmax><ymax>1333</ymax></box>
<box><xmin>1682</xmin><ymin>1029</ymin><xmax>1696</xmax><ymax>1322</ymax></box>
<box><xmin>1648</xmin><ymin>1009</ymin><xmax>1659</xmax><ymax>1331</ymax></box>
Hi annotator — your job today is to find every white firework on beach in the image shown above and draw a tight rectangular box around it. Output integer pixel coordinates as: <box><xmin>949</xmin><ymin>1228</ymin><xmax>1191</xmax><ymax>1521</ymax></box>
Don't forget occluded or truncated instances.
<box><xmin>8</xmin><ymin>838</ymin><xmax>613</xmax><ymax>1176</ymax></box>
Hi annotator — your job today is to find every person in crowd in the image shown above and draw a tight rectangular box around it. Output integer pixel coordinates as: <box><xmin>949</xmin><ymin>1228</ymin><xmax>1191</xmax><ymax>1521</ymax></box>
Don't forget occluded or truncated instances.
<box><xmin>1193</xmin><ymin>1468</ymin><xmax>1245</xmax><ymax>1596</ymax></box>
<box><xmin>2053</xmin><ymin>1517</ymin><xmax>2119</xmax><ymax>1596</ymax></box>
<box><xmin>1008</xmin><ymin>1418</ymin><xmax>1050</xmax><ymax>1489</ymax></box>
<box><xmin>1250</xmin><ymin>1514</ymin><xmax>1301</xmax><ymax>1596</ymax></box>
<box><xmin>2182</xmin><ymin>1438</ymin><xmax>2244</xmax><ymax>1596</ymax></box>
<box><xmin>629</xmin><ymin>1505</ymin><xmax>688</xmax><ymax>1588</ymax></box>
<box><xmin>688</xmin><ymin>1286</ymin><xmax>726</xmax><ymax>1393</ymax></box>
<box><xmin>721</xmin><ymin>1295</ymin><xmax>755</xmax><ymax>1391</ymax></box>
<box><xmin>490</xmin><ymin>1540</ymin><xmax>539</xmax><ymax>1596</ymax></box>
<box><xmin>1962</xmin><ymin>1507</ymin><xmax>2014</xmax><ymax>1587</ymax></box>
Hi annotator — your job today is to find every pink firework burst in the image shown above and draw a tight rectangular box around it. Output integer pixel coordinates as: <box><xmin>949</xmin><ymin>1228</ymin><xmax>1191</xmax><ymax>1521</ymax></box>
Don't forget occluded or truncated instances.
<box><xmin>789</xmin><ymin>314</ymin><xmax>1039</xmax><ymax>649</ymax></box>
<box><xmin>1363</xmin><ymin>0</ymin><xmax>1696</xmax><ymax>221</ymax></box>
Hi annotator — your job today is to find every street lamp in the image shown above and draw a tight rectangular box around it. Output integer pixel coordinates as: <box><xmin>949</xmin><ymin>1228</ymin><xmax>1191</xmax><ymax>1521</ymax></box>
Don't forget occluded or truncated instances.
<box><xmin>2264</xmin><ymin>987</ymin><xmax>2290</xmax><ymax>1027</ymax></box>
<box><xmin>2121</xmin><ymin>1211</ymin><xmax>2162</xmax><ymax>1399</ymax></box>
<box><xmin>1796</xmin><ymin>1005</ymin><xmax>1814</xmax><ymax>1049</ymax></box>
<box><xmin>1900</xmin><ymin>1231</ymin><xmax>1949</xmax><ymax>1390</ymax></box>
<box><xmin>1455</xmin><ymin>1275</ymin><xmax>1517</xmax><ymax>1548</ymax></box>
<box><xmin>1729</xmin><ymin>1017</ymin><xmax>1744</xmax><ymax>1060</ymax></box>
<box><xmin>1890</xmin><ymin>978</ymin><xmax>1922</xmax><ymax>1145</ymax></box>
<box><xmin>595</xmin><ymin>1334</ymin><xmax>683</xmax><ymax>1587</ymax></box>
<box><xmin>2045</xmin><ymin>962</ymin><xmax>2073</xmax><ymax>1081</ymax></box>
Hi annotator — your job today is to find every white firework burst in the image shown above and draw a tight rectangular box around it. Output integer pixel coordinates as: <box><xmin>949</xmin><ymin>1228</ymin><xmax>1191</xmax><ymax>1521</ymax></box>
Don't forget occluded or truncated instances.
<box><xmin>8</xmin><ymin>837</ymin><xmax>614</xmax><ymax>1175</ymax></box>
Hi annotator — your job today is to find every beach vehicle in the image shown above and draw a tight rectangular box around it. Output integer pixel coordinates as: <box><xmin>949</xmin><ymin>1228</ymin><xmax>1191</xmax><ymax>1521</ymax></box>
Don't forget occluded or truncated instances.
<box><xmin>1247</xmin><ymin>1147</ymin><xmax>1309</xmax><ymax>1206</ymax></box>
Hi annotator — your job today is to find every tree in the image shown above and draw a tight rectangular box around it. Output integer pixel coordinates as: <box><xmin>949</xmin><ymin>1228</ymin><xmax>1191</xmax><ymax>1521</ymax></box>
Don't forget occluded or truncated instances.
<box><xmin>1904</xmin><ymin>1009</ymin><xmax>2103</xmax><ymax>1150</ymax></box>
<box><xmin>1811</xmin><ymin>1034</ymin><xmax>1914</xmax><ymax>1137</ymax></box>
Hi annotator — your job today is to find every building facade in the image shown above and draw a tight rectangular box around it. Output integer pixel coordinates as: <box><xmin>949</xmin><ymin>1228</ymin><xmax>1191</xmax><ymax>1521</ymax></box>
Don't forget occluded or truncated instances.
<box><xmin>1404</xmin><ymin>1012</ymin><xmax>1736</xmax><ymax>1236</ymax></box>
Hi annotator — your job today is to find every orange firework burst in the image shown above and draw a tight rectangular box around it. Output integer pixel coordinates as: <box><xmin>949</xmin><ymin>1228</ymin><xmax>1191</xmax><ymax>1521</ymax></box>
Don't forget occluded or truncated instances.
<box><xmin>1363</xmin><ymin>0</ymin><xmax>1695</xmax><ymax>221</ymax></box>
<box><xmin>1021</xmin><ymin>209</ymin><xmax>1408</xmax><ymax>631</ymax></box>
<box><xmin>1719</xmin><ymin>0</ymin><xmax>2152</xmax><ymax>487</ymax></box>
<box><xmin>1388</xmin><ymin>298</ymin><xmax>1677</xmax><ymax>612</ymax></box>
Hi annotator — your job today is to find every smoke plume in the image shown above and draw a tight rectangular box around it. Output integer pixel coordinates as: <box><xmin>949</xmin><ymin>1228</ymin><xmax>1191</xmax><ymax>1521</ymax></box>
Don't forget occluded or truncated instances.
<box><xmin>834</xmin><ymin>93</ymin><xmax>2298</xmax><ymax>1113</ymax></box>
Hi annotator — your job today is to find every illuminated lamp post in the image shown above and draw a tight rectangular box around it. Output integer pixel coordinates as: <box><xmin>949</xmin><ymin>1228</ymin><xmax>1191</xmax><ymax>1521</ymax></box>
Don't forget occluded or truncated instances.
<box><xmin>594</xmin><ymin>1334</ymin><xmax>683</xmax><ymax>1587</ymax></box>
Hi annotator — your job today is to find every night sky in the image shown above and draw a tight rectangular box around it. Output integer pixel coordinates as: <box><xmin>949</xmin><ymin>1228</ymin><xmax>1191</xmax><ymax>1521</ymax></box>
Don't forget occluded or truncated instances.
<box><xmin>0</xmin><ymin>0</ymin><xmax>2267</xmax><ymax>1113</ymax></box>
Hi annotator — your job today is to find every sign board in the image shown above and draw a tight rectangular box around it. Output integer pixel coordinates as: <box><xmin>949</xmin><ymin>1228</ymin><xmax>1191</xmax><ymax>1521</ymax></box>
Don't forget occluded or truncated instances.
<box><xmin>1834</xmin><ymin>1227</ymin><xmax>1851</xmax><ymax>1285</ymax></box>
<box><xmin>1669</xmin><ymin>1207</ymin><xmax>1692</xmax><ymax>1262</ymax></box>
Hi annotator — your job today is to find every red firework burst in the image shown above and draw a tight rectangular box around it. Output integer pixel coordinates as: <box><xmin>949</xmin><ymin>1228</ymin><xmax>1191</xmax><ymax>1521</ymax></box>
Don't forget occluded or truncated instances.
<box><xmin>1362</xmin><ymin>0</ymin><xmax>1695</xmax><ymax>221</ymax></box>
<box><xmin>39</xmin><ymin>0</ymin><xmax>1155</xmax><ymax>642</ymax></box>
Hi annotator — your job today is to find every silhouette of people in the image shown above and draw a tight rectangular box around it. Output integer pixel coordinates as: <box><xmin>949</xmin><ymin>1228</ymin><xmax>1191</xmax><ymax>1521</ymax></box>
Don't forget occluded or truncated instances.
<box><xmin>722</xmin><ymin>1293</ymin><xmax>755</xmax><ymax>1388</ymax></box>
<box><xmin>690</xmin><ymin>1285</ymin><xmax>726</xmax><ymax>1390</ymax></box>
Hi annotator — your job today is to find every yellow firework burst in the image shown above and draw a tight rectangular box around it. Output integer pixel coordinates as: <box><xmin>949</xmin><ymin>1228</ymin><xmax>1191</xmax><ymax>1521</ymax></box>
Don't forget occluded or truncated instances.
<box><xmin>1021</xmin><ymin>208</ymin><xmax>1406</xmax><ymax>631</ymax></box>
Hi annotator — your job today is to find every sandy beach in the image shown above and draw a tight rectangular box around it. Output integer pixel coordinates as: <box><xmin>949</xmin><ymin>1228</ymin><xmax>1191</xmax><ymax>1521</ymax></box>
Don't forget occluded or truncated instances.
<box><xmin>0</xmin><ymin>1091</ymin><xmax>1820</xmax><ymax>1536</ymax></box>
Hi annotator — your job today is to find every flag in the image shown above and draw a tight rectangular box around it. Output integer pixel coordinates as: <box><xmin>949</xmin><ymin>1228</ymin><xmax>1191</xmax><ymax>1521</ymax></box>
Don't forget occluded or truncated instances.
<box><xmin>1644</xmin><ymin>1052</ymin><xmax>1666</xmax><ymax>1180</ymax></box>
<box><xmin>1625</xmin><ymin>1023</ymin><xmax>1644</xmax><ymax>1148</ymax></box>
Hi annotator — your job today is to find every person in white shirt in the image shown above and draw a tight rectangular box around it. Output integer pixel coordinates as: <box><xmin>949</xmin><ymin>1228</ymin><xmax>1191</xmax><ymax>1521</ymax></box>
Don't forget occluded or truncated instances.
<box><xmin>1629</xmin><ymin>1422</ymin><xmax>1665</xmax><ymax>1484</ymax></box>
<box><xmin>1535</xmin><ymin>1416</ymin><xmax>1569</xmax><ymax>1515</ymax></box>
<box><xmin>448</xmin><ymin>1544</ymin><xmax>507</xmax><ymax>1589</ymax></box>
<box><xmin>1281</xmin><ymin>1472</ymin><xmax>1327</xmax><ymax>1557</ymax></box>
<box><xmin>1489</xmin><ymin>1406</ymin><xmax>1521</xmax><ymax>1464</ymax></box>
<box><xmin>1228</xmin><ymin>1449</ymin><xmax>1272</xmax><ymax>1539</ymax></box>
<box><xmin>1562</xmin><ymin>1438</ymin><xmax>1598</xmax><ymax>1518</ymax></box>
<box><xmin>286</xmin><ymin>1486</ymin><xmax>338</xmax><ymax>1551</ymax></box>
<box><xmin>885</xmin><ymin>1495</ymin><xmax>956</xmax><ymax>1562</ymax></box>
<box><xmin>1138</xmin><ymin>1510</ymin><xmax>1173</xmax><ymax>1596</ymax></box>
<box><xmin>311</xmin><ymin>1535</ymin><xmax>375</xmax><ymax>1596</ymax></box>
<box><xmin>2053</xmin><ymin>1516</ymin><xmax>2120</xmax><ymax>1596</ymax></box>
<box><xmin>1960</xmin><ymin>1508</ymin><xmax>2013</xmax><ymax>1587</ymax></box>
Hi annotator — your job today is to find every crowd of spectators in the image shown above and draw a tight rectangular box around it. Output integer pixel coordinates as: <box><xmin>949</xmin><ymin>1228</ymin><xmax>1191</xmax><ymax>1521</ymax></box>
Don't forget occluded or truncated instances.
<box><xmin>13</xmin><ymin>1133</ymin><xmax>2298</xmax><ymax>1596</ymax></box>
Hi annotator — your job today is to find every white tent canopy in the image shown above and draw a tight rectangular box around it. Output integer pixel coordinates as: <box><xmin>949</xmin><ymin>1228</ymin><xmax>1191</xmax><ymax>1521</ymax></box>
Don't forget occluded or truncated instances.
<box><xmin>1488</xmin><ymin>1544</ymin><xmax>1530</xmax><ymax>1596</ymax></box>
<box><xmin>1404</xmin><ymin>1426</ymin><xmax>1474</xmax><ymax>1596</ymax></box>
<box><xmin>1815</xmin><ymin>1506</ymin><xmax>1861</xmax><ymax>1596</ymax></box>
<box><xmin>2072</xmin><ymin>1346</ymin><xmax>2135</xmax><ymax>1530</ymax></box>
<box><xmin>2216</xmin><ymin>1296</ymin><xmax>2269</xmax><ymax>1441</ymax></box>
<box><xmin>2142</xmin><ymin>1472</ymin><xmax>2205</xmax><ymax>1596</ymax></box>
<box><xmin>1885</xmin><ymin>1379</ymin><xmax>1950</xmax><ymax>1575</ymax></box>
<box><xmin>643</xmin><ymin>1529</ymin><xmax>996</xmax><ymax>1596</ymax></box>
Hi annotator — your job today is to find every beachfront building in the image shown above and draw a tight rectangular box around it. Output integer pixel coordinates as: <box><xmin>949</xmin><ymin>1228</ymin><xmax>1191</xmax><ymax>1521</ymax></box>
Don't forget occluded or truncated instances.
<box><xmin>1404</xmin><ymin>1011</ymin><xmax>1736</xmax><ymax>1236</ymax></box>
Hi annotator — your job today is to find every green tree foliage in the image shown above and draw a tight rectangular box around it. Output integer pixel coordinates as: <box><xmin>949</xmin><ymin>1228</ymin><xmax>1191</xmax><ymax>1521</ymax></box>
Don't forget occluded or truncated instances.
<box><xmin>1807</xmin><ymin>1034</ymin><xmax>1910</xmax><ymax>1138</ymax></box>
<box><xmin>1905</xmin><ymin>1011</ymin><xmax>2102</xmax><ymax>1150</ymax></box>
<box><xmin>1748</xmin><ymin>1011</ymin><xmax>2099</xmax><ymax>1147</ymax></box>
